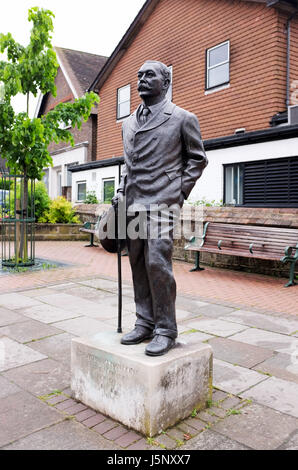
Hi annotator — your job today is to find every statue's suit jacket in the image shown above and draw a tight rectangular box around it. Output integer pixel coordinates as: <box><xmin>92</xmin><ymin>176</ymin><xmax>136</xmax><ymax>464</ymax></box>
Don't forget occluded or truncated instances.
<box><xmin>119</xmin><ymin>100</ymin><xmax>208</xmax><ymax>209</ymax></box>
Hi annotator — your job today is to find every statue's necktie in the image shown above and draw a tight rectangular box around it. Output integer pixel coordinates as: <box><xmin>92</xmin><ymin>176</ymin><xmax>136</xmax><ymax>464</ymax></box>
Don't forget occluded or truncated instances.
<box><xmin>140</xmin><ymin>106</ymin><xmax>150</xmax><ymax>125</ymax></box>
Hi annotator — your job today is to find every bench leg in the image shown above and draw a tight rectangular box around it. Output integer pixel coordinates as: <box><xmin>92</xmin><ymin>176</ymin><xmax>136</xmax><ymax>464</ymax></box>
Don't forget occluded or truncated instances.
<box><xmin>190</xmin><ymin>252</ymin><xmax>205</xmax><ymax>272</ymax></box>
<box><xmin>284</xmin><ymin>260</ymin><xmax>297</xmax><ymax>288</ymax></box>
<box><xmin>84</xmin><ymin>233</ymin><xmax>98</xmax><ymax>248</ymax></box>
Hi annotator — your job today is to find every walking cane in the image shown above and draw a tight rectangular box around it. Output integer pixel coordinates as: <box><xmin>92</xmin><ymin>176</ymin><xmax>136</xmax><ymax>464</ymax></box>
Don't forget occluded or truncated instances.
<box><xmin>114</xmin><ymin>202</ymin><xmax>122</xmax><ymax>334</ymax></box>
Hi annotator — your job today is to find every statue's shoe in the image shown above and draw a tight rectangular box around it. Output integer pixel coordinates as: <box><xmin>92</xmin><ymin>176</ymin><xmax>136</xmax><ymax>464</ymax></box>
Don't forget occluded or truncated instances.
<box><xmin>121</xmin><ymin>327</ymin><xmax>154</xmax><ymax>345</ymax></box>
<box><xmin>145</xmin><ymin>335</ymin><xmax>175</xmax><ymax>356</ymax></box>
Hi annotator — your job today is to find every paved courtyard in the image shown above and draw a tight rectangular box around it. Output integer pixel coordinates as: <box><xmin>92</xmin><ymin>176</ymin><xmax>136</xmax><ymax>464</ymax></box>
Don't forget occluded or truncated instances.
<box><xmin>0</xmin><ymin>241</ymin><xmax>297</xmax><ymax>450</ymax></box>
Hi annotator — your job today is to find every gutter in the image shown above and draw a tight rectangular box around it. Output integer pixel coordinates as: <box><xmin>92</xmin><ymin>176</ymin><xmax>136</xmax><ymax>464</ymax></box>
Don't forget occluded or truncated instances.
<box><xmin>68</xmin><ymin>124</ymin><xmax>298</xmax><ymax>173</ymax></box>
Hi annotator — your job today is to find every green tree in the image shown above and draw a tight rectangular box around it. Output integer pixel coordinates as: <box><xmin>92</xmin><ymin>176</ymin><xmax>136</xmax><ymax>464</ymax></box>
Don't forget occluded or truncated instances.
<box><xmin>0</xmin><ymin>7</ymin><xmax>99</xmax><ymax>263</ymax></box>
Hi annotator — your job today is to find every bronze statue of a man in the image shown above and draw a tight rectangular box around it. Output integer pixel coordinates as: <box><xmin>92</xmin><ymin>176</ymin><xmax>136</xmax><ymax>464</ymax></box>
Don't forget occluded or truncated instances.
<box><xmin>114</xmin><ymin>60</ymin><xmax>208</xmax><ymax>356</ymax></box>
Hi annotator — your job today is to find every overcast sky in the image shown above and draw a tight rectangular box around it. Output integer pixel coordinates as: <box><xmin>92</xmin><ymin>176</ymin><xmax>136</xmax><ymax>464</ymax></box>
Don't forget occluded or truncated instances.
<box><xmin>0</xmin><ymin>0</ymin><xmax>147</xmax><ymax>115</ymax></box>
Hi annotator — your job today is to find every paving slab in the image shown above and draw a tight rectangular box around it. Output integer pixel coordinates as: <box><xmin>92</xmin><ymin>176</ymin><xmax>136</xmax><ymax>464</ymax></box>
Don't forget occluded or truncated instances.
<box><xmin>36</xmin><ymin>293</ymin><xmax>109</xmax><ymax>318</ymax></box>
<box><xmin>253</xmin><ymin>352</ymin><xmax>298</xmax><ymax>384</ymax></box>
<box><xmin>213</xmin><ymin>359</ymin><xmax>268</xmax><ymax>394</ymax></box>
<box><xmin>27</xmin><ymin>332</ymin><xmax>74</xmax><ymax>365</ymax></box>
<box><xmin>278</xmin><ymin>430</ymin><xmax>298</xmax><ymax>450</ymax></box>
<box><xmin>187</xmin><ymin>318</ymin><xmax>249</xmax><ymax>337</ymax></box>
<box><xmin>22</xmin><ymin>303</ymin><xmax>82</xmax><ymax>324</ymax></box>
<box><xmin>52</xmin><ymin>317</ymin><xmax>113</xmax><ymax>337</ymax></box>
<box><xmin>81</xmin><ymin>302</ymin><xmax>133</xmax><ymax>321</ymax></box>
<box><xmin>175</xmin><ymin>296</ymin><xmax>209</xmax><ymax>312</ymax></box>
<box><xmin>0</xmin><ymin>391</ymin><xmax>63</xmax><ymax>448</ymax></box>
<box><xmin>179</xmin><ymin>331</ymin><xmax>214</xmax><ymax>343</ymax></box>
<box><xmin>196</xmin><ymin>304</ymin><xmax>236</xmax><ymax>318</ymax></box>
<box><xmin>48</xmin><ymin>282</ymin><xmax>77</xmax><ymax>290</ymax></box>
<box><xmin>110</xmin><ymin>315</ymin><xmax>137</xmax><ymax>331</ymax></box>
<box><xmin>207</xmin><ymin>337</ymin><xmax>274</xmax><ymax>368</ymax></box>
<box><xmin>78</xmin><ymin>278</ymin><xmax>118</xmax><ymax>291</ymax></box>
<box><xmin>2</xmin><ymin>358</ymin><xmax>70</xmax><ymax>396</ymax></box>
<box><xmin>212</xmin><ymin>403</ymin><xmax>298</xmax><ymax>450</ymax></box>
<box><xmin>0</xmin><ymin>375</ymin><xmax>21</xmax><ymax>398</ymax></box>
<box><xmin>241</xmin><ymin>376</ymin><xmax>298</xmax><ymax>418</ymax></box>
<box><xmin>0</xmin><ymin>319</ymin><xmax>63</xmax><ymax>344</ymax></box>
<box><xmin>222</xmin><ymin>310</ymin><xmax>298</xmax><ymax>335</ymax></box>
<box><xmin>182</xmin><ymin>429</ymin><xmax>251</xmax><ymax>450</ymax></box>
<box><xmin>231</xmin><ymin>328</ymin><xmax>298</xmax><ymax>355</ymax></box>
<box><xmin>0</xmin><ymin>308</ymin><xmax>26</xmax><ymax>327</ymax></box>
<box><xmin>2</xmin><ymin>419</ymin><xmax>120</xmax><ymax>450</ymax></box>
<box><xmin>0</xmin><ymin>336</ymin><xmax>47</xmax><ymax>372</ymax></box>
<box><xmin>22</xmin><ymin>288</ymin><xmax>59</xmax><ymax>298</ymax></box>
<box><xmin>0</xmin><ymin>293</ymin><xmax>42</xmax><ymax>310</ymax></box>
<box><xmin>63</xmin><ymin>285</ymin><xmax>114</xmax><ymax>301</ymax></box>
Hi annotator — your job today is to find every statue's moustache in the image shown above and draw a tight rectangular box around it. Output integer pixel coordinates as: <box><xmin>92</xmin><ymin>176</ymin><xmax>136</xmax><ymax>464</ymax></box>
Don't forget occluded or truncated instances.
<box><xmin>138</xmin><ymin>85</ymin><xmax>151</xmax><ymax>91</ymax></box>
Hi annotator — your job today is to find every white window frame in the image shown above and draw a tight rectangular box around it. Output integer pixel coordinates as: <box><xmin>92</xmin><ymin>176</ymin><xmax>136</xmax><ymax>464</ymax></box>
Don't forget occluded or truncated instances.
<box><xmin>117</xmin><ymin>84</ymin><xmax>131</xmax><ymax>120</ymax></box>
<box><xmin>77</xmin><ymin>181</ymin><xmax>87</xmax><ymax>202</ymax></box>
<box><xmin>206</xmin><ymin>40</ymin><xmax>230</xmax><ymax>90</ymax></box>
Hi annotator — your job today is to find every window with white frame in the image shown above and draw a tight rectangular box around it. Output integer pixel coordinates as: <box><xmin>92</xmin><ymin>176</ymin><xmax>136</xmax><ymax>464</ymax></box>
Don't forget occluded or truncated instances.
<box><xmin>66</xmin><ymin>162</ymin><xmax>78</xmax><ymax>187</ymax></box>
<box><xmin>77</xmin><ymin>181</ymin><xmax>87</xmax><ymax>202</ymax></box>
<box><xmin>224</xmin><ymin>163</ymin><xmax>243</xmax><ymax>205</ymax></box>
<box><xmin>103</xmin><ymin>178</ymin><xmax>115</xmax><ymax>204</ymax></box>
<box><xmin>117</xmin><ymin>84</ymin><xmax>131</xmax><ymax>120</ymax></box>
<box><xmin>206</xmin><ymin>41</ymin><xmax>230</xmax><ymax>90</ymax></box>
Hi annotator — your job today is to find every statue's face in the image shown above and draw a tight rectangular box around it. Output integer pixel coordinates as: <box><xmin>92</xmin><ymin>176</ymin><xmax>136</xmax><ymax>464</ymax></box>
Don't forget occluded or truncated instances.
<box><xmin>137</xmin><ymin>62</ymin><xmax>166</xmax><ymax>99</ymax></box>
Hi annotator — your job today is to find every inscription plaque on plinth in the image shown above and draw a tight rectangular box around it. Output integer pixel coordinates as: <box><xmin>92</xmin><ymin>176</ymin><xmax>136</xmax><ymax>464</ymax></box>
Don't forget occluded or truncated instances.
<box><xmin>71</xmin><ymin>331</ymin><xmax>212</xmax><ymax>437</ymax></box>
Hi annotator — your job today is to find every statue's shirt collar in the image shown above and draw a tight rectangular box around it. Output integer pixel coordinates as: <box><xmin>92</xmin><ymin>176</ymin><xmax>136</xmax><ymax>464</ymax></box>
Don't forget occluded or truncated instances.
<box><xmin>142</xmin><ymin>98</ymin><xmax>168</xmax><ymax>117</ymax></box>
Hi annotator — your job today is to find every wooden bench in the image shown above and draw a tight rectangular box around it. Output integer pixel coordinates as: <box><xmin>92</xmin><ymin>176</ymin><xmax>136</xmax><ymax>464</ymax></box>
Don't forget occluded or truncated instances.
<box><xmin>79</xmin><ymin>217</ymin><xmax>101</xmax><ymax>247</ymax></box>
<box><xmin>184</xmin><ymin>222</ymin><xmax>298</xmax><ymax>288</ymax></box>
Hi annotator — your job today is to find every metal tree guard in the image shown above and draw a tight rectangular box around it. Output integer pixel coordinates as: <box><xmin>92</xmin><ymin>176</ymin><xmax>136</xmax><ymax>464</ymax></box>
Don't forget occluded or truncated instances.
<box><xmin>1</xmin><ymin>172</ymin><xmax>35</xmax><ymax>267</ymax></box>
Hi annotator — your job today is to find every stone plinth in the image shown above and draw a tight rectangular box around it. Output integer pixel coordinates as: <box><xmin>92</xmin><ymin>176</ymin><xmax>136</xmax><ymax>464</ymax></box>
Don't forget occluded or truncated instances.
<box><xmin>71</xmin><ymin>332</ymin><xmax>212</xmax><ymax>437</ymax></box>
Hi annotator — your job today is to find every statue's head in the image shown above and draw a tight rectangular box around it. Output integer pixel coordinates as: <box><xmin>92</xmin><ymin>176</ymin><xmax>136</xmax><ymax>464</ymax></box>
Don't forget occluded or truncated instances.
<box><xmin>137</xmin><ymin>60</ymin><xmax>171</xmax><ymax>103</ymax></box>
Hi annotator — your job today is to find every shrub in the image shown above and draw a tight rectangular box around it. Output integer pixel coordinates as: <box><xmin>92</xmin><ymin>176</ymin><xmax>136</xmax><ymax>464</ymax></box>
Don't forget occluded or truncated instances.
<box><xmin>84</xmin><ymin>190</ymin><xmax>98</xmax><ymax>204</ymax></box>
<box><xmin>4</xmin><ymin>180</ymin><xmax>50</xmax><ymax>221</ymax></box>
<box><xmin>35</xmin><ymin>182</ymin><xmax>51</xmax><ymax>221</ymax></box>
<box><xmin>39</xmin><ymin>196</ymin><xmax>80</xmax><ymax>224</ymax></box>
<box><xmin>190</xmin><ymin>197</ymin><xmax>223</xmax><ymax>207</ymax></box>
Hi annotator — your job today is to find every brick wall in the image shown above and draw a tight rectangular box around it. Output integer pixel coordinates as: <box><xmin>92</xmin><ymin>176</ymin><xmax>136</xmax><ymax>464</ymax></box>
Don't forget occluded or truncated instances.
<box><xmin>40</xmin><ymin>67</ymin><xmax>95</xmax><ymax>162</ymax></box>
<box><xmin>96</xmin><ymin>0</ymin><xmax>296</xmax><ymax>161</ymax></box>
<box><xmin>290</xmin><ymin>15</ymin><xmax>298</xmax><ymax>105</ymax></box>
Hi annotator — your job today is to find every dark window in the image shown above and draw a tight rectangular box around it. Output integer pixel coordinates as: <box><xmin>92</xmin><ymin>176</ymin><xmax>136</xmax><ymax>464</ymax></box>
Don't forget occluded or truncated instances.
<box><xmin>224</xmin><ymin>156</ymin><xmax>298</xmax><ymax>207</ymax></box>
<box><xmin>206</xmin><ymin>41</ymin><xmax>230</xmax><ymax>90</ymax></box>
<box><xmin>77</xmin><ymin>181</ymin><xmax>86</xmax><ymax>201</ymax></box>
<box><xmin>103</xmin><ymin>179</ymin><xmax>115</xmax><ymax>204</ymax></box>
<box><xmin>117</xmin><ymin>84</ymin><xmax>130</xmax><ymax>120</ymax></box>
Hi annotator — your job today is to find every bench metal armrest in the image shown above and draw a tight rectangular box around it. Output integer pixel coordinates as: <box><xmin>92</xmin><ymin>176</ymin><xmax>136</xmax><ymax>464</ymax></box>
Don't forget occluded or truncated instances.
<box><xmin>281</xmin><ymin>244</ymin><xmax>298</xmax><ymax>262</ymax></box>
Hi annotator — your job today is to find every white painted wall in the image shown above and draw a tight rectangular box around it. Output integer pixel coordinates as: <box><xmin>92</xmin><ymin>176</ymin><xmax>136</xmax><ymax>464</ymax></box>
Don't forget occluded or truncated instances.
<box><xmin>71</xmin><ymin>165</ymin><xmax>121</xmax><ymax>204</ymax></box>
<box><xmin>68</xmin><ymin>136</ymin><xmax>298</xmax><ymax>205</ymax></box>
<box><xmin>47</xmin><ymin>145</ymin><xmax>87</xmax><ymax>199</ymax></box>
<box><xmin>188</xmin><ymin>137</ymin><xmax>298</xmax><ymax>204</ymax></box>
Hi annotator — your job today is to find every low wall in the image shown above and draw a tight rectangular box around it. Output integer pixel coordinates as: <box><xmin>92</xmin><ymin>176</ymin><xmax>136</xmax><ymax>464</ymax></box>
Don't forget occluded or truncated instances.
<box><xmin>35</xmin><ymin>223</ymin><xmax>89</xmax><ymax>241</ymax></box>
<box><xmin>73</xmin><ymin>204</ymin><xmax>298</xmax><ymax>278</ymax></box>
